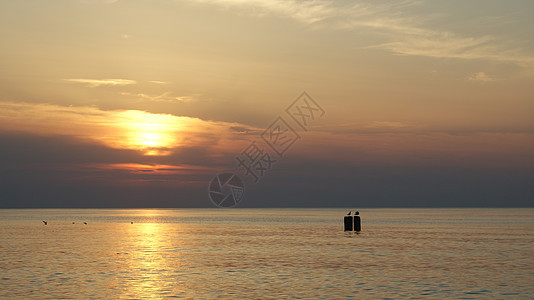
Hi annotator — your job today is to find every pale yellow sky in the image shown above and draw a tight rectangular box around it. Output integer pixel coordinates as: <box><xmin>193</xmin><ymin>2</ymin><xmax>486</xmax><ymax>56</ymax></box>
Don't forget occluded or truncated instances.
<box><xmin>2</xmin><ymin>0</ymin><xmax>533</xmax><ymax>142</ymax></box>
<box><xmin>1</xmin><ymin>1</ymin><xmax>533</xmax><ymax>127</ymax></box>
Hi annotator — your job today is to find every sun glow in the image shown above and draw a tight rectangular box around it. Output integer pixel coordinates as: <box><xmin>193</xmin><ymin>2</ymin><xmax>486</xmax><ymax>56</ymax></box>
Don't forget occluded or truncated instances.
<box><xmin>118</xmin><ymin>110</ymin><xmax>182</xmax><ymax>156</ymax></box>
<box><xmin>0</xmin><ymin>102</ymin><xmax>243</xmax><ymax>157</ymax></box>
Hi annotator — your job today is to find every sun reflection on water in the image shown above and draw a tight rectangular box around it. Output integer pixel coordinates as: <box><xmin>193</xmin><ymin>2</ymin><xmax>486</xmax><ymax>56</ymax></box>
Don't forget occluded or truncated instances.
<box><xmin>120</xmin><ymin>213</ymin><xmax>185</xmax><ymax>298</ymax></box>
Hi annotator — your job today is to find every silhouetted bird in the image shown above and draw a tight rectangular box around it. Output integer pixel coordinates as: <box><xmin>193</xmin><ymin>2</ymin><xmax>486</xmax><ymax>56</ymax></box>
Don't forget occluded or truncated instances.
<box><xmin>83</xmin><ymin>222</ymin><xmax>87</xmax><ymax>225</ymax></box>
<box><xmin>131</xmin><ymin>222</ymin><xmax>133</xmax><ymax>224</ymax></box>
<box><xmin>42</xmin><ymin>221</ymin><xmax>47</xmax><ymax>225</ymax></box>
<box><xmin>355</xmin><ymin>211</ymin><xmax>359</xmax><ymax>215</ymax></box>
<box><xmin>347</xmin><ymin>211</ymin><xmax>351</xmax><ymax>216</ymax></box>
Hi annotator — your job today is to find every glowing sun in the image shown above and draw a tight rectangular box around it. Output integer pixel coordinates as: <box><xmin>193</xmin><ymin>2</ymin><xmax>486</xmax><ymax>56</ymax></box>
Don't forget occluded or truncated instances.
<box><xmin>118</xmin><ymin>110</ymin><xmax>181</xmax><ymax>156</ymax></box>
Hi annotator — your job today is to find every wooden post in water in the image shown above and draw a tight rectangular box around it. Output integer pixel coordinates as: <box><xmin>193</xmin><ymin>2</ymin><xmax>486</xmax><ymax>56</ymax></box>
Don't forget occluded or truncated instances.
<box><xmin>344</xmin><ymin>215</ymin><xmax>353</xmax><ymax>231</ymax></box>
<box><xmin>354</xmin><ymin>211</ymin><xmax>361</xmax><ymax>232</ymax></box>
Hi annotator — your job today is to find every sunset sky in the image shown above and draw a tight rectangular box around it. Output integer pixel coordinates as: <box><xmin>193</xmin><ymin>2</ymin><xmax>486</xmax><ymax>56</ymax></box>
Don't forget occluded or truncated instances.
<box><xmin>1</xmin><ymin>0</ymin><xmax>533</xmax><ymax>207</ymax></box>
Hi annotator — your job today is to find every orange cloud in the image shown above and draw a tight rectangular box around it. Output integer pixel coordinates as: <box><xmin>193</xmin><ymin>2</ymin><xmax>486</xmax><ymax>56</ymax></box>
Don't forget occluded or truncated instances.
<box><xmin>0</xmin><ymin>101</ymin><xmax>252</xmax><ymax>156</ymax></box>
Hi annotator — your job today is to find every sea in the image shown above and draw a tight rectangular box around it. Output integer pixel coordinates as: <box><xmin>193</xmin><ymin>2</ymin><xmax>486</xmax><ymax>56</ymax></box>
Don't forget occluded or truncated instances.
<box><xmin>0</xmin><ymin>208</ymin><xmax>532</xmax><ymax>299</ymax></box>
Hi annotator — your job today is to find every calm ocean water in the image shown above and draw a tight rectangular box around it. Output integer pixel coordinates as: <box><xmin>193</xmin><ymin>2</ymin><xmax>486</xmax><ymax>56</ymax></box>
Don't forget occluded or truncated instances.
<box><xmin>0</xmin><ymin>208</ymin><xmax>532</xmax><ymax>299</ymax></box>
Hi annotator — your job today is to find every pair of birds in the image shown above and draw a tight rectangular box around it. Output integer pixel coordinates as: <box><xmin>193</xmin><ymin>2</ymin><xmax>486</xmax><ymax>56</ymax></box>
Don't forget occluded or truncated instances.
<box><xmin>347</xmin><ymin>211</ymin><xmax>359</xmax><ymax>216</ymax></box>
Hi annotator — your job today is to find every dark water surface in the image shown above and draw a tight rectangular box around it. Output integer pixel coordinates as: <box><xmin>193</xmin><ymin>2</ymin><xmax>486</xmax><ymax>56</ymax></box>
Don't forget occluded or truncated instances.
<box><xmin>1</xmin><ymin>208</ymin><xmax>533</xmax><ymax>299</ymax></box>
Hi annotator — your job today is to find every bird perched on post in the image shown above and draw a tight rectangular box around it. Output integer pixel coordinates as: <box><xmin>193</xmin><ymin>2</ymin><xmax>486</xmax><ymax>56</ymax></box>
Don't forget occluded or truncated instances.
<box><xmin>347</xmin><ymin>211</ymin><xmax>351</xmax><ymax>215</ymax></box>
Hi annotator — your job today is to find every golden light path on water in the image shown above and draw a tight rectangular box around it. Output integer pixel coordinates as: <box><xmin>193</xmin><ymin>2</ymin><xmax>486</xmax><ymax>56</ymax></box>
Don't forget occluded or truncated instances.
<box><xmin>126</xmin><ymin>223</ymin><xmax>168</xmax><ymax>296</ymax></box>
<box><xmin>115</xmin><ymin>210</ymin><xmax>188</xmax><ymax>298</ymax></box>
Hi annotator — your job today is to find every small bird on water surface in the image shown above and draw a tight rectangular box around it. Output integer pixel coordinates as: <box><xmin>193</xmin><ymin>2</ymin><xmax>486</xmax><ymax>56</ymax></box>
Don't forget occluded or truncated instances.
<box><xmin>83</xmin><ymin>222</ymin><xmax>87</xmax><ymax>225</ymax></box>
<box><xmin>42</xmin><ymin>221</ymin><xmax>47</xmax><ymax>225</ymax></box>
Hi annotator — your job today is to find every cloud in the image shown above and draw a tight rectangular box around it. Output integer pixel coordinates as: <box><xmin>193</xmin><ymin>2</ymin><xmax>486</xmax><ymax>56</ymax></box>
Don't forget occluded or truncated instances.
<box><xmin>344</xmin><ymin>6</ymin><xmax>531</xmax><ymax>66</ymax></box>
<box><xmin>344</xmin><ymin>8</ymin><xmax>533</xmax><ymax>66</ymax></box>
<box><xmin>229</xmin><ymin>125</ymin><xmax>261</xmax><ymax>135</ymax></box>
<box><xmin>64</xmin><ymin>78</ymin><xmax>137</xmax><ymax>87</ymax></box>
<box><xmin>244</xmin><ymin>155</ymin><xmax>534</xmax><ymax>208</ymax></box>
<box><xmin>368</xmin><ymin>29</ymin><xmax>533</xmax><ymax>66</ymax></box>
<box><xmin>121</xmin><ymin>92</ymin><xmax>195</xmax><ymax>103</ymax></box>
<box><xmin>148</xmin><ymin>80</ymin><xmax>168</xmax><ymax>85</ymax></box>
<box><xmin>191</xmin><ymin>0</ymin><xmax>334</xmax><ymax>24</ymax></box>
<box><xmin>2</xmin><ymin>110</ymin><xmax>533</xmax><ymax>207</ymax></box>
<box><xmin>364</xmin><ymin>121</ymin><xmax>411</xmax><ymax>129</ymax></box>
<box><xmin>468</xmin><ymin>72</ymin><xmax>496</xmax><ymax>83</ymax></box>
<box><xmin>189</xmin><ymin>0</ymin><xmax>534</xmax><ymax>67</ymax></box>
<box><xmin>0</xmin><ymin>132</ymin><xmax>214</xmax><ymax>208</ymax></box>
<box><xmin>0</xmin><ymin>101</ymin><xmax>247</xmax><ymax>157</ymax></box>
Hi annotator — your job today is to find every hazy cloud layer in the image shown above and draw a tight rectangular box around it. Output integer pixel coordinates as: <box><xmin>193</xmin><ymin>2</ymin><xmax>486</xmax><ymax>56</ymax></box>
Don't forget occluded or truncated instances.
<box><xmin>2</xmin><ymin>131</ymin><xmax>532</xmax><ymax>208</ymax></box>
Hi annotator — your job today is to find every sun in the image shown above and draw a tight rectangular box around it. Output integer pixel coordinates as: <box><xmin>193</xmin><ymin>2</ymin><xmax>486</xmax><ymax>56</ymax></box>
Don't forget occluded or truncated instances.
<box><xmin>138</xmin><ymin>132</ymin><xmax>164</xmax><ymax>147</ymax></box>
<box><xmin>133</xmin><ymin>130</ymin><xmax>172</xmax><ymax>156</ymax></box>
<box><xmin>118</xmin><ymin>110</ymin><xmax>181</xmax><ymax>156</ymax></box>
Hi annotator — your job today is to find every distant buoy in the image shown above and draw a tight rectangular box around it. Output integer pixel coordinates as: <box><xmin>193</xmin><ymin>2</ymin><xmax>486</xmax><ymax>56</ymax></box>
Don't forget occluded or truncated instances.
<box><xmin>344</xmin><ymin>215</ymin><xmax>353</xmax><ymax>231</ymax></box>
<box><xmin>354</xmin><ymin>211</ymin><xmax>361</xmax><ymax>232</ymax></box>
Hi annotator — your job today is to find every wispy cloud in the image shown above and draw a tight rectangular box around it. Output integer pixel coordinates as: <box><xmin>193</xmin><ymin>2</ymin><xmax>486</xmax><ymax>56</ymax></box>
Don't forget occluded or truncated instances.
<box><xmin>189</xmin><ymin>0</ymin><xmax>533</xmax><ymax>67</ymax></box>
<box><xmin>121</xmin><ymin>92</ymin><xmax>196</xmax><ymax>103</ymax></box>
<box><xmin>229</xmin><ymin>125</ymin><xmax>261</xmax><ymax>135</ymax></box>
<box><xmin>364</xmin><ymin>121</ymin><xmax>411</xmax><ymax>130</ymax></box>
<box><xmin>339</xmin><ymin>5</ymin><xmax>533</xmax><ymax>67</ymax></box>
<box><xmin>64</xmin><ymin>78</ymin><xmax>137</xmax><ymax>87</ymax></box>
<box><xmin>367</xmin><ymin>26</ymin><xmax>532</xmax><ymax>66</ymax></box>
<box><xmin>148</xmin><ymin>80</ymin><xmax>168</xmax><ymax>85</ymax></box>
<box><xmin>191</xmin><ymin>0</ymin><xmax>334</xmax><ymax>24</ymax></box>
<box><xmin>468</xmin><ymin>72</ymin><xmax>496</xmax><ymax>83</ymax></box>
